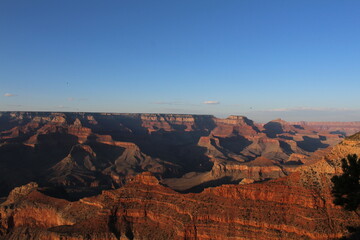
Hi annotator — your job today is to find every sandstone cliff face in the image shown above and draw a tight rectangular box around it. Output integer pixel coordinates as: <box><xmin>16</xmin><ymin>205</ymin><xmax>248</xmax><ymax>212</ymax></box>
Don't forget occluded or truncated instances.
<box><xmin>213</xmin><ymin>115</ymin><xmax>260</xmax><ymax>137</ymax></box>
<box><xmin>1</xmin><ymin>140</ymin><xmax>359</xmax><ymax>240</ymax></box>
<box><xmin>1</xmin><ymin>112</ymin><xmax>360</xmax><ymax>197</ymax></box>
<box><xmin>140</xmin><ymin>114</ymin><xmax>214</xmax><ymax>132</ymax></box>
<box><xmin>290</xmin><ymin>121</ymin><xmax>360</xmax><ymax>136</ymax></box>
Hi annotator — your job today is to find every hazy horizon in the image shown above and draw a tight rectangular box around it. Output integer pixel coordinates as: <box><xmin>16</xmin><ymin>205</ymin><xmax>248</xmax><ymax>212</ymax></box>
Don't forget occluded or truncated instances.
<box><xmin>2</xmin><ymin>110</ymin><xmax>360</xmax><ymax>124</ymax></box>
<box><xmin>1</xmin><ymin>1</ymin><xmax>359</xmax><ymax>122</ymax></box>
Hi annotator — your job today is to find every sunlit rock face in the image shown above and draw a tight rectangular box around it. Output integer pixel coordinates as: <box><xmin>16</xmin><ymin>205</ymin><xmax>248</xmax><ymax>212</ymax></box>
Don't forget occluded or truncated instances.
<box><xmin>1</xmin><ymin>112</ymin><xmax>360</xmax><ymax>239</ymax></box>
<box><xmin>1</xmin><ymin>139</ymin><xmax>360</xmax><ymax>240</ymax></box>
<box><xmin>290</xmin><ymin>121</ymin><xmax>360</xmax><ymax>136</ymax></box>
<box><xmin>0</xmin><ymin>111</ymin><xmax>358</xmax><ymax>196</ymax></box>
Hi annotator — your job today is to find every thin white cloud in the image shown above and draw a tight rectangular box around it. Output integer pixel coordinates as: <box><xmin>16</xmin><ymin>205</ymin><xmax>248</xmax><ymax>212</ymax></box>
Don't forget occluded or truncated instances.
<box><xmin>152</xmin><ymin>101</ymin><xmax>198</xmax><ymax>106</ymax></box>
<box><xmin>266</xmin><ymin>107</ymin><xmax>357</xmax><ymax>112</ymax></box>
<box><xmin>153</xmin><ymin>101</ymin><xmax>182</xmax><ymax>105</ymax></box>
<box><xmin>203</xmin><ymin>101</ymin><xmax>220</xmax><ymax>105</ymax></box>
<box><xmin>4</xmin><ymin>93</ymin><xmax>16</xmax><ymax>97</ymax></box>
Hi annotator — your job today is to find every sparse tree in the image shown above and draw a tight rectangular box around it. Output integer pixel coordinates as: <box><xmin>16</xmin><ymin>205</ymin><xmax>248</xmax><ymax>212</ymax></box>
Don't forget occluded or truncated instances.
<box><xmin>331</xmin><ymin>154</ymin><xmax>360</xmax><ymax>216</ymax></box>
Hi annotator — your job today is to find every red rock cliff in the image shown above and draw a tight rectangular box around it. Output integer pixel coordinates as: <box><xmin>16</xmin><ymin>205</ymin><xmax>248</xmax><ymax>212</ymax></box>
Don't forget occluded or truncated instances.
<box><xmin>1</xmin><ymin>136</ymin><xmax>360</xmax><ymax>240</ymax></box>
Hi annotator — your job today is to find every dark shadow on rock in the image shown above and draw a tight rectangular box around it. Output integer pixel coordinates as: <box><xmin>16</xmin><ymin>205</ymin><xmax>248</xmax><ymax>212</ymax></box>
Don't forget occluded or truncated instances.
<box><xmin>86</xmin><ymin>114</ymin><xmax>216</xmax><ymax>177</ymax></box>
<box><xmin>38</xmin><ymin>186</ymin><xmax>70</xmax><ymax>200</ymax></box>
<box><xmin>297</xmin><ymin>136</ymin><xmax>329</xmax><ymax>152</ymax></box>
<box><xmin>36</xmin><ymin>133</ymin><xmax>79</xmax><ymax>167</ymax></box>
<box><xmin>43</xmin><ymin>186</ymin><xmax>110</xmax><ymax>201</ymax></box>
<box><xmin>179</xmin><ymin>176</ymin><xmax>241</xmax><ymax>193</ymax></box>
<box><xmin>337</xmin><ymin>226</ymin><xmax>360</xmax><ymax>239</ymax></box>
<box><xmin>330</xmin><ymin>130</ymin><xmax>346</xmax><ymax>137</ymax></box>
<box><xmin>264</xmin><ymin>122</ymin><xmax>284</xmax><ymax>138</ymax></box>
<box><xmin>218</xmin><ymin>136</ymin><xmax>252</xmax><ymax>154</ymax></box>
<box><xmin>282</xmin><ymin>160</ymin><xmax>303</xmax><ymax>166</ymax></box>
<box><xmin>319</xmin><ymin>135</ymin><xmax>327</xmax><ymax>141</ymax></box>
<box><xmin>87</xmin><ymin>137</ymin><xmax>125</xmax><ymax>164</ymax></box>
<box><xmin>0</xmin><ymin>143</ymin><xmax>43</xmax><ymax>197</ymax></box>
<box><xmin>279</xmin><ymin>141</ymin><xmax>294</xmax><ymax>155</ymax></box>
<box><xmin>293</xmin><ymin>125</ymin><xmax>304</xmax><ymax>130</ymax></box>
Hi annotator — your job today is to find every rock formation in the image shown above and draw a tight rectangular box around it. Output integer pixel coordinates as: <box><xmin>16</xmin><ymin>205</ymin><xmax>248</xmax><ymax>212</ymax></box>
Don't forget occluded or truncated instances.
<box><xmin>290</xmin><ymin>121</ymin><xmax>360</xmax><ymax>136</ymax></box>
<box><xmin>0</xmin><ymin>112</ymin><xmax>359</xmax><ymax>197</ymax></box>
<box><xmin>1</xmin><ymin>134</ymin><xmax>360</xmax><ymax>239</ymax></box>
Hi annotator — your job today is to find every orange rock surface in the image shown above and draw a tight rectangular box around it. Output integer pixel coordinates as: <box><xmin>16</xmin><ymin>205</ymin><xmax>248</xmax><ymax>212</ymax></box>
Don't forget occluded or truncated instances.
<box><xmin>1</xmin><ymin>136</ymin><xmax>360</xmax><ymax>239</ymax></box>
<box><xmin>1</xmin><ymin>112</ymin><xmax>360</xmax><ymax>197</ymax></box>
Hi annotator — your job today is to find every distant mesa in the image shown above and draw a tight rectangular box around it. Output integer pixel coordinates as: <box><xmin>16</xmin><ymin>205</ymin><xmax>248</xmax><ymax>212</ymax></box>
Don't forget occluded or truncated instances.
<box><xmin>1</xmin><ymin>136</ymin><xmax>360</xmax><ymax>239</ymax></box>
<box><xmin>0</xmin><ymin>111</ymin><xmax>359</xmax><ymax>198</ymax></box>
<box><xmin>1</xmin><ymin>112</ymin><xmax>360</xmax><ymax>238</ymax></box>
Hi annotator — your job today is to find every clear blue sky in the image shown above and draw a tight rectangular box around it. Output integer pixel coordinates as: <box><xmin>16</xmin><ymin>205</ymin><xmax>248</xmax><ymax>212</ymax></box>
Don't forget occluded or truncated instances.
<box><xmin>1</xmin><ymin>0</ymin><xmax>360</xmax><ymax>122</ymax></box>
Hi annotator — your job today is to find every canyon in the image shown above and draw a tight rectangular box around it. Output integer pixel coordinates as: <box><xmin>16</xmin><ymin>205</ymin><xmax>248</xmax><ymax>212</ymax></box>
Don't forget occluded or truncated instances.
<box><xmin>0</xmin><ymin>134</ymin><xmax>360</xmax><ymax>239</ymax></box>
<box><xmin>1</xmin><ymin>112</ymin><xmax>359</xmax><ymax>197</ymax></box>
<box><xmin>0</xmin><ymin>112</ymin><xmax>359</xmax><ymax>239</ymax></box>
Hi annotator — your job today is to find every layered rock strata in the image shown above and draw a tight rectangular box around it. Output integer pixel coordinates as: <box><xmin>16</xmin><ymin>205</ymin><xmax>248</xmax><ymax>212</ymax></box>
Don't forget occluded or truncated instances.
<box><xmin>1</xmin><ymin>112</ymin><xmax>359</xmax><ymax>196</ymax></box>
<box><xmin>1</xmin><ymin>136</ymin><xmax>360</xmax><ymax>240</ymax></box>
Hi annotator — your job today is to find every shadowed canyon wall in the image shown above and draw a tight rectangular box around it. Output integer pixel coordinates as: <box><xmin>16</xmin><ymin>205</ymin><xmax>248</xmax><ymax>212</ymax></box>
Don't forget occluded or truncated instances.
<box><xmin>1</xmin><ymin>112</ymin><xmax>360</xmax><ymax>239</ymax></box>
<box><xmin>1</xmin><ymin>112</ymin><xmax>359</xmax><ymax>197</ymax></box>
<box><xmin>1</xmin><ymin>136</ymin><xmax>360</xmax><ymax>239</ymax></box>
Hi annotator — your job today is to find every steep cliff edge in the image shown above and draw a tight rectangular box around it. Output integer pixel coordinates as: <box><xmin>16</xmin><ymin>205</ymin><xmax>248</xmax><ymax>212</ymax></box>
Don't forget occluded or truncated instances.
<box><xmin>290</xmin><ymin>121</ymin><xmax>360</xmax><ymax>136</ymax></box>
<box><xmin>1</xmin><ymin>135</ymin><xmax>360</xmax><ymax>239</ymax></box>
<box><xmin>1</xmin><ymin>112</ymin><xmax>360</xmax><ymax>197</ymax></box>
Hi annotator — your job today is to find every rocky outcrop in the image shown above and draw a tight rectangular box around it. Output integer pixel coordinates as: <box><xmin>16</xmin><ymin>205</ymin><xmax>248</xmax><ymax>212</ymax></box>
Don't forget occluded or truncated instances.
<box><xmin>1</xmin><ymin>141</ymin><xmax>360</xmax><ymax>240</ymax></box>
<box><xmin>163</xmin><ymin>157</ymin><xmax>287</xmax><ymax>192</ymax></box>
<box><xmin>290</xmin><ymin>121</ymin><xmax>360</xmax><ymax>136</ymax></box>
<box><xmin>212</xmin><ymin>115</ymin><xmax>260</xmax><ymax>137</ymax></box>
<box><xmin>1</xmin><ymin>112</ymin><xmax>360</xmax><ymax>197</ymax></box>
<box><xmin>140</xmin><ymin>114</ymin><xmax>208</xmax><ymax>132</ymax></box>
<box><xmin>1</xmin><ymin>112</ymin><xmax>360</xmax><ymax>240</ymax></box>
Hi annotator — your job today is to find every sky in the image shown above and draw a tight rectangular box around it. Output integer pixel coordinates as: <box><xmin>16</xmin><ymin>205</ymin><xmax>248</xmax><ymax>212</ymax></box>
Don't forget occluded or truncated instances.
<box><xmin>1</xmin><ymin>0</ymin><xmax>360</xmax><ymax>122</ymax></box>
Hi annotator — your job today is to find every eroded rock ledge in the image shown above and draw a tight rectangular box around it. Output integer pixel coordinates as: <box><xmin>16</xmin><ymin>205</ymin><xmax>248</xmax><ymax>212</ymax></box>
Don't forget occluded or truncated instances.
<box><xmin>1</xmin><ymin>137</ymin><xmax>360</xmax><ymax>240</ymax></box>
